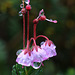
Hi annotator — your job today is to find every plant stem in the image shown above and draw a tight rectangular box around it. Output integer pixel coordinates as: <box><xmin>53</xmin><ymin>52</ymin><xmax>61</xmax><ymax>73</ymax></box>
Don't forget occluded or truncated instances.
<box><xmin>27</xmin><ymin>11</ymin><xmax>29</xmax><ymax>41</ymax></box>
<box><xmin>29</xmin><ymin>38</ymin><xmax>37</xmax><ymax>46</ymax></box>
<box><xmin>25</xmin><ymin>67</ymin><xmax>28</xmax><ymax>75</ymax></box>
<box><xmin>34</xmin><ymin>24</ymin><xmax>37</xmax><ymax>39</ymax></box>
<box><xmin>23</xmin><ymin>14</ymin><xmax>25</xmax><ymax>49</ymax></box>
<box><xmin>36</xmin><ymin>35</ymin><xmax>49</xmax><ymax>40</ymax></box>
<box><xmin>23</xmin><ymin>0</ymin><xmax>24</xmax><ymax>8</ymax></box>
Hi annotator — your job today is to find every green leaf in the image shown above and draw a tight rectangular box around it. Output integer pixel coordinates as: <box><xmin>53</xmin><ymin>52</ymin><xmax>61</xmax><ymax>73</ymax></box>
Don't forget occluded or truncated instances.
<box><xmin>66</xmin><ymin>68</ymin><xmax>75</xmax><ymax>75</ymax></box>
<box><xmin>19</xmin><ymin>71</ymin><xmax>25</xmax><ymax>75</ymax></box>
<box><xmin>12</xmin><ymin>64</ymin><xmax>43</xmax><ymax>75</ymax></box>
<box><xmin>12</xmin><ymin>69</ymin><xmax>17</xmax><ymax>75</ymax></box>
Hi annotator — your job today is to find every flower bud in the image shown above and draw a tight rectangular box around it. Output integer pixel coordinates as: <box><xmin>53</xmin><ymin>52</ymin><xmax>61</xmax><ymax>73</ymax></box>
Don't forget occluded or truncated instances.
<box><xmin>40</xmin><ymin>15</ymin><xmax>46</xmax><ymax>21</ymax></box>
<box><xmin>33</xmin><ymin>19</ymin><xmax>38</xmax><ymax>24</ymax></box>
<box><xmin>26</xmin><ymin>5</ymin><xmax>31</xmax><ymax>11</ymax></box>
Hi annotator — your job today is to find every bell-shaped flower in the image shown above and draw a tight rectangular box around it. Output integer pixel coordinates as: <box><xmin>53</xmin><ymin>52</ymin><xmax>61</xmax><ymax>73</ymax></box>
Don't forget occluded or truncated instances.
<box><xmin>16</xmin><ymin>49</ymin><xmax>33</xmax><ymax>66</ymax></box>
<box><xmin>41</xmin><ymin>40</ymin><xmax>57</xmax><ymax>58</ymax></box>
<box><xmin>31</xmin><ymin>46</ymin><xmax>48</xmax><ymax>69</ymax></box>
<box><xmin>31</xmin><ymin>46</ymin><xmax>48</xmax><ymax>62</ymax></box>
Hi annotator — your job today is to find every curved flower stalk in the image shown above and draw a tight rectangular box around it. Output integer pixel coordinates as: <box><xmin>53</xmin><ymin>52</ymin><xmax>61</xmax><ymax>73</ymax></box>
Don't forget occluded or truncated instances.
<box><xmin>16</xmin><ymin>0</ymin><xmax>57</xmax><ymax>70</ymax></box>
<box><xmin>36</xmin><ymin>9</ymin><xmax>57</xmax><ymax>23</ymax></box>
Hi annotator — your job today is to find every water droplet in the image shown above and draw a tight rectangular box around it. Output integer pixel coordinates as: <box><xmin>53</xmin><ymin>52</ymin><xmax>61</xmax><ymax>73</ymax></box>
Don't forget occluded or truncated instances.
<box><xmin>16</xmin><ymin>50</ymin><xmax>23</xmax><ymax>56</ymax></box>
<box><xmin>32</xmin><ymin>62</ymin><xmax>41</xmax><ymax>69</ymax></box>
<box><xmin>22</xmin><ymin>0</ymin><xmax>30</xmax><ymax>4</ymax></box>
<box><xmin>20</xmin><ymin>3</ymin><xmax>23</xmax><ymax>8</ymax></box>
<box><xmin>40</xmin><ymin>41</ymin><xmax>45</xmax><ymax>45</ymax></box>
<box><xmin>19</xmin><ymin>11</ymin><xmax>23</xmax><ymax>16</ymax></box>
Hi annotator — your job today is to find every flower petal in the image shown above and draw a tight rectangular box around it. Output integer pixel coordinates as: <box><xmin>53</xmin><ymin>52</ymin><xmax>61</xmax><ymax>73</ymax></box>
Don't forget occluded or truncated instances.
<box><xmin>41</xmin><ymin>41</ymin><xmax>57</xmax><ymax>58</ymax></box>
<box><xmin>32</xmin><ymin>47</ymin><xmax>48</xmax><ymax>62</ymax></box>
<box><xmin>16</xmin><ymin>50</ymin><xmax>33</xmax><ymax>66</ymax></box>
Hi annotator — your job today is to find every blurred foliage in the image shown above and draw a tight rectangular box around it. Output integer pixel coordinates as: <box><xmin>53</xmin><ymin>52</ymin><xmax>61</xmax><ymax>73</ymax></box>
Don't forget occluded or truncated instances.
<box><xmin>12</xmin><ymin>64</ymin><xmax>43</xmax><ymax>75</ymax></box>
<box><xmin>0</xmin><ymin>0</ymin><xmax>75</xmax><ymax>75</ymax></box>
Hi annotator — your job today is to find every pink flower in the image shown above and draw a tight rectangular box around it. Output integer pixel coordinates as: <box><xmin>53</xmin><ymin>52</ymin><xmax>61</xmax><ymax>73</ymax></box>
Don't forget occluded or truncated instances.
<box><xmin>31</xmin><ymin>46</ymin><xmax>48</xmax><ymax>69</ymax></box>
<box><xmin>32</xmin><ymin>46</ymin><xmax>48</xmax><ymax>62</ymax></box>
<box><xmin>41</xmin><ymin>40</ymin><xmax>57</xmax><ymax>58</ymax></box>
<box><xmin>16</xmin><ymin>49</ymin><xmax>33</xmax><ymax>66</ymax></box>
<box><xmin>16</xmin><ymin>47</ymin><xmax>47</xmax><ymax>69</ymax></box>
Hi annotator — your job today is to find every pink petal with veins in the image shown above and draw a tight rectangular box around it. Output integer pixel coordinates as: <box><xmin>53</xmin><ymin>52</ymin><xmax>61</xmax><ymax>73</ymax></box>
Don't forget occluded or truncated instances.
<box><xmin>41</xmin><ymin>41</ymin><xmax>57</xmax><ymax>58</ymax></box>
<box><xmin>16</xmin><ymin>50</ymin><xmax>33</xmax><ymax>66</ymax></box>
<box><xmin>32</xmin><ymin>47</ymin><xmax>48</xmax><ymax>62</ymax></box>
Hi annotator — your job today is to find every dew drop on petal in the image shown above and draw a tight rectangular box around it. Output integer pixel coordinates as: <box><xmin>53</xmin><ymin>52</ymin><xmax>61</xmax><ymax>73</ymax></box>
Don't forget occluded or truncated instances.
<box><xmin>40</xmin><ymin>41</ymin><xmax>45</xmax><ymax>45</ymax></box>
<box><xmin>19</xmin><ymin>11</ymin><xmax>23</xmax><ymax>16</ymax></box>
<box><xmin>19</xmin><ymin>13</ymin><xmax>23</xmax><ymax>16</ymax></box>
<box><xmin>16</xmin><ymin>50</ymin><xmax>23</xmax><ymax>56</ymax></box>
<box><xmin>20</xmin><ymin>3</ymin><xmax>23</xmax><ymax>8</ymax></box>
<box><xmin>32</xmin><ymin>62</ymin><xmax>41</xmax><ymax>69</ymax></box>
<box><xmin>23</xmin><ymin>0</ymin><xmax>30</xmax><ymax>4</ymax></box>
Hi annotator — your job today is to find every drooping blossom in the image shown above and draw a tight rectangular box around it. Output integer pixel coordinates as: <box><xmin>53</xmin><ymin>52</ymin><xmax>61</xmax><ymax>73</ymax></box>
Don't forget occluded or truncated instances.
<box><xmin>16</xmin><ymin>49</ymin><xmax>33</xmax><ymax>66</ymax></box>
<box><xmin>31</xmin><ymin>46</ymin><xmax>48</xmax><ymax>62</ymax></box>
<box><xmin>41</xmin><ymin>40</ymin><xmax>57</xmax><ymax>58</ymax></box>
<box><xmin>31</xmin><ymin>46</ymin><xmax>48</xmax><ymax>69</ymax></box>
<box><xmin>16</xmin><ymin>0</ymin><xmax>57</xmax><ymax>70</ymax></box>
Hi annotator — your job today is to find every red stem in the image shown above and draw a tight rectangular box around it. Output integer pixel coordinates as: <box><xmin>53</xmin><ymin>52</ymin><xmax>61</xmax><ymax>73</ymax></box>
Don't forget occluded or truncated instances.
<box><xmin>34</xmin><ymin>24</ymin><xmax>37</xmax><ymax>39</ymax></box>
<box><xmin>27</xmin><ymin>40</ymin><xmax>29</xmax><ymax>49</ymax></box>
<box><xmin>36</xmin><ymin>35</ymin><xmax>49</xmax><ymax>40</ymax></box>
<box><xmin>29</xmin><ymin>38</ymin><xmax>36</xmax><ymax>46</ymax></box>
<box><xmin>23</xmin><ymin>14</ymin><xmax>25</xmax><ymax>49</ymax></box>
<box><xmin>27</xmin><ymin>11</ymin><xmax>29</xmax><ymax>41</ymax></box>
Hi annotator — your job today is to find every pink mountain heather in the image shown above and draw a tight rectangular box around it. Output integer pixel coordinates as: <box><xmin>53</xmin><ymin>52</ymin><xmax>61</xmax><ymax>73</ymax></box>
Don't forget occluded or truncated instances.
<box><xmin>41</xmin><ymin>40</ymin><xmax>57</xmax><ymax>58</ymax></box>
<box><xmin>16</xmin><ymin>50</ymin><xmax>33</xmax><ymax>66</ymax></box>
<box><xmin>16</xmin><ymin>0</ymin><xmax>57</xmax><ymax>69</ymax></box>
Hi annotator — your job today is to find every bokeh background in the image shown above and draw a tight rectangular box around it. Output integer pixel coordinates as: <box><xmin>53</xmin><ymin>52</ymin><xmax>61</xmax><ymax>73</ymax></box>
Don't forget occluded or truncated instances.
<box><xmin>0</xmin><ymin>0</ymin><xmax>75</xmax><ymax>75</ymax></box>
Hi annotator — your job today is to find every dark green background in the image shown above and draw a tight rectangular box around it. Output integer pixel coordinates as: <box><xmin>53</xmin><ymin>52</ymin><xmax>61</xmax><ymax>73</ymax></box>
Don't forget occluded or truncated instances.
<box><xmin>0</xmin><ymin>0</ymin><xmax>75</xmax><ymax>75</ymax></box>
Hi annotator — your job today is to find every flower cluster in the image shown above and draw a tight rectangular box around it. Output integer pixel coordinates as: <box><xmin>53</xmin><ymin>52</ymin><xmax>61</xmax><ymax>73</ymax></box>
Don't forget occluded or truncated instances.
<box><xmin>16</xmin><ymin>0</ymin><xmax>57</xmax><ymax>69</ymax></box>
